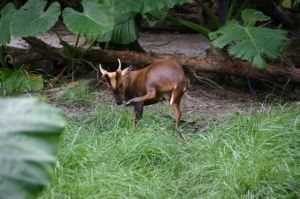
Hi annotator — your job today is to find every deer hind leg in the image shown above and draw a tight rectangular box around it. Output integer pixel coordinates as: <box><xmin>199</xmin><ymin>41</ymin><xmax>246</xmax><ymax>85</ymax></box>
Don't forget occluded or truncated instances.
<box><xmin>125</xmin><ymin>87</ymin><xmax>156</xmax><ymax>106</ymax></box>
<box><xmin>170</xmin><ymin>87</ymin><xmax>186</xmax><ymax>139</ymax></box>
<box><xmin>133</xmin><ymin>102</ymin><xmax>144</xmax><ymax>126</ymax></box>
<box><xmin>171</xmin><ymin>97</ymin><xmax>183</xmax><ymax>129</ymax></box>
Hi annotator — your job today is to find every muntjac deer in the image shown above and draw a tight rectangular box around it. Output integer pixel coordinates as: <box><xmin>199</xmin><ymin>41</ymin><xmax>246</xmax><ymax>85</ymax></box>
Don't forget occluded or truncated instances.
<box><xmin>99</xmin><ymin>59</ymin><xmax>187</xmax><ymax>139</ymax></box>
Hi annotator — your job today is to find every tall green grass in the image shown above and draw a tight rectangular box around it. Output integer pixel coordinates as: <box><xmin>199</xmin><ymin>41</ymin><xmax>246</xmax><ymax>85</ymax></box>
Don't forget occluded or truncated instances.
<box><xmin>55</xmin><ymin>85</ymin><xmax>94</xmax><ymax>106</ymax></box>
<box><xmin>39</xmin><ymin>105</ymin><xmax>300</xmax><ymax>199</ymax></box>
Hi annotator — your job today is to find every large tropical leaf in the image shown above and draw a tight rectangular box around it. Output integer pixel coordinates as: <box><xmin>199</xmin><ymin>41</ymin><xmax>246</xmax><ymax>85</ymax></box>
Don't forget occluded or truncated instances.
<box><xmin>115</xmin><ymin>0</ymin><xmax>190</xmax><ymax>13</ymax></box>
<box><xmin>0</xmin><ymin>3</ymin><xmax>15</xmax><ymax>45</ymax></box>
<box><xmin>209</xmin><ymin>9</ymin><xmax>288</xmax><ymax>69</ymax></box>
<box><xmin>114</xmin><ymin>12</ymin><xmax>135</xmax><ymax>25</ymax></box>
<box><xmin>0</xmin><ymin>97</ymin><xmax>65</xmax><ymax>199</ymax></box>
<box><xmin>10</xmin><ymin>0</ymin><xmax>60</xmax><ymax>38</ymax></box>
<box><xmin>62</xmin><ymin>0</ymin><xmax>114</xmax><ymax>35</ymax></box>
<box><xmin>99</xmin><ymin>18</ymin><xmax>139</xmax><ymax>44</ymax></box>
<box><xmin>97</xmin><ymin>12</ymin><xmax>137</xmax><ymax>44</ymax></box>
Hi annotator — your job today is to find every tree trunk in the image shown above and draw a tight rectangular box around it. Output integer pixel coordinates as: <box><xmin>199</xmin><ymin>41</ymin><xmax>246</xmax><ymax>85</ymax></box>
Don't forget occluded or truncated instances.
<box><xmin>3</xmin><ymin>36</ymin><xmax>300</xmax><ymax>84</ymax></box>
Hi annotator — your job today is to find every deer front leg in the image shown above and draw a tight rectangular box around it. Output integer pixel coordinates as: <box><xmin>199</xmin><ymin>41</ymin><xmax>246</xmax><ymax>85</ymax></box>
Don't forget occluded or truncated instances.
<box><xmin>125</xmin><ymin>87</ymin><xmax>156</xmax><ymax>106</ymax></box>
<box><xmin>133</xmin><ymin>102</ymin><xmax>144</xmax><ymax>125</ymax></box>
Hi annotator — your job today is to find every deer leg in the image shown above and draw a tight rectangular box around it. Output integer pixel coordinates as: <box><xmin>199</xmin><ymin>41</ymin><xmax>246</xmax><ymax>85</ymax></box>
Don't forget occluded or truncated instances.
<box><xmin>170</xmin><ymin>88</ymin><xmax>186</xmax><ymax>140</ymax></box>
<box><xmin>133</xmin><ymin>102</ymin><xmax>144</xmax><ymax>126</ymax></box>
<box><xmin>172</xmin><ymin>103</ymin><xmax>187</xmax><ymax>141</ymax></box>
<box><xmin>172</xmin><ymin>103</ymin><xmax>182</xmax><ymax>129</ymax></box>
<box><xmin>125</xmin><ymin>87</ymin><xmax>156</xmax><ymax>106</ymax></box>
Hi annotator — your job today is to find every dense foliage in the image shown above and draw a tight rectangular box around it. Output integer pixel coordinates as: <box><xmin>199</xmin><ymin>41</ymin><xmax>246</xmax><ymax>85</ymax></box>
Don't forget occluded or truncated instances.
<box><xmin>0</xmin><ymin>0</ymin><xmax>289</xmax><ymax>69</ymax></box>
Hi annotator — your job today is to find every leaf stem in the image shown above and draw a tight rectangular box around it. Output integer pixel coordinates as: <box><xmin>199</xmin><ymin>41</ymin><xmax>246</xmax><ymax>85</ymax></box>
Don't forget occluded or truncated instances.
<box><xmin>75</xmin><ymin>34</ymin><xmax>81</xmax><ymax>48</ymax></box>
<box><xmin>226</xmin><ymin>0</ymin><xmax>237</xmax><ymax>21</ymax></box>
<box><xmin>71</xmin><ymin>34</ymin><xmax>81</xmax><ymax>82</ymax></box>
<box><xmin>194</xmin><ymin>0</ymin><xmax>221</xmax><ymax>29</ymax></box>
<box><xmin>166</xmin><ymin>16</ymin><xmax>211</xmax><ymax>38</ymax></box>
<box><xmin>53</xmin><ymin>29</ymin><xmax>63</xmax><ymax>44</ymax></box>
<box><xmin>80</xmin><ymin>34</ymin><xmax>100</xmax><ymax>58</ymax></box>
<box><xmin>233</xmin><ymin>0</ymin><xmax>251</xmax><ymax>19</ymax></box>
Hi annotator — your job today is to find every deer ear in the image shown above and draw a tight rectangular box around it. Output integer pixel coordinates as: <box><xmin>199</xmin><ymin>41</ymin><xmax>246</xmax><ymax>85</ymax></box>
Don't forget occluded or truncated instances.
<box><xmin>122</xmin><ymin>66</ymin><xmax>132</xmax><ymax>78</ymax></box>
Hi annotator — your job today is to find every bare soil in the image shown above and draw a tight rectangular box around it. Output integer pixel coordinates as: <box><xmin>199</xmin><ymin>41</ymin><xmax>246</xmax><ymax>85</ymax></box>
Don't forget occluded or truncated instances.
<box><xmin>46</xmin><ymin>78</ymin><xmax>267</xmax><ymax>122</ymax></box>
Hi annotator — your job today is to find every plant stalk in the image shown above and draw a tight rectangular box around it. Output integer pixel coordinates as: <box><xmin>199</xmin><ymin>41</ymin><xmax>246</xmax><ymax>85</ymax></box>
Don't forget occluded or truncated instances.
<box><xmin>194</xmin><ymin>0</ymin><xmax>221</xmax><ymax>29</ymax></box>
<box><xmin>75</xmin><ymin>34</ymin><xmax>81</xmax><ymax>48</ymax></box>
<box><xmin>166</xmin><ymin>16</ymin><xmax>211</xmax><ymax>38</ymax></box>
<box><xmin>71</xmin><ymin>34</ymin><xmax>81</xmax><ymax>82</ymax></box>
<box><xmin>233</xmin><ymin>0</ymin><xmax>251</xmax><ymax>19</ymax></box>
<box><xmin>80</xmin><ymin>34</ymin><xmax>100</xmax><ymax>58</ymax></box>
<box><xmin>226</xmin><ymin>0</ymin><xmax>237</xmax><ymax>21</ymax></box>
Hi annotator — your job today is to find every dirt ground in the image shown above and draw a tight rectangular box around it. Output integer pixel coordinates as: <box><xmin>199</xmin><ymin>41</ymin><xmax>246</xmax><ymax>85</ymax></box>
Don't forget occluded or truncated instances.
<box><xmin>47</xmin><ymin>76</ymin><xmax>269</xmax><ymax>122</ymax></box>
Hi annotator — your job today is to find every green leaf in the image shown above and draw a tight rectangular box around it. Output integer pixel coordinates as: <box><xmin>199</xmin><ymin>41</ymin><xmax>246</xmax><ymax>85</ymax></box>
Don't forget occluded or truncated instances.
<box><xmin>241</xmin><ymin>9</ymin><xmax>270</xmax><ymax>26</ymax></box>
<box><xmin>0</xmin><ymin>3</ymin><xmax>15</xmax><ymax>45</ymax></box>
<box><xmin>62</xmin><ymin>0</ymin><xmax>114</xmax><ymax>35</ymax></box>
<box><xmin>115</xmin><ymin>12</ymin><xmax>136</xmax><ymax>25</ymax></box>
<box><xmin>115</xmin><ymin>0</ymin><xmax>190</xmax><ymax>13</ymax></box>
<box><xmin>11</xmin><ymin>0</ymin><xmax>60</xmax><ymax>38</ymax></box>
<box><xmin>209</xmin><ymin>9</ymin><xmax>288</xmax><ymax>69</ymax></box>
<box><xmin>97</xmin><ymin>12</ymin><xmax>138</xmax><ymax>44</ymax></box>
<box><xmin>99</xmin><ymin>18</ymin><xmax>139</xmax><ymax>44</ymax></box>
<box><xmin>0</xmin><ymin>97</ymin><xmax>65</xmax><ymax>199</ymax></box>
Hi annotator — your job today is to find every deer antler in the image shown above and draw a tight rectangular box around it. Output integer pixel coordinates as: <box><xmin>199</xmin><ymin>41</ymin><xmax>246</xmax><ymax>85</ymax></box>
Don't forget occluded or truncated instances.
<box><xmin>117</xmin><ymin>58</ymin><xmax>122</xmax><ymax>71</ymax></box>
<box><xmin>99</xmin><ymin>64</ymin><xmax>108</xmax><ymax>75</ymax></box>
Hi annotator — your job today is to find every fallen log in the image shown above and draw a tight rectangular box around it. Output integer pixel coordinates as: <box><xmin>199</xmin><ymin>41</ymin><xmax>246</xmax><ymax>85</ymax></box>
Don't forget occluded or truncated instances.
<box><xmin>85</xmin><ymin>48</ymin><xmax>300</xmax><ymax>83</ymax></box>
<box><xmin>3</xmin><ymin>36</ymin><xmax>300</xmax><ymax>84</ymax></box>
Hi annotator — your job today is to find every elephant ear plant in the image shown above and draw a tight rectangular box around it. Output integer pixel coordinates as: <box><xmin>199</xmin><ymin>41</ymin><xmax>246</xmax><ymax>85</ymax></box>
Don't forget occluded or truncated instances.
<box><xmin>0</xmin><ymin>0</ymin><xmax>191</xmax><ymax>45</ymax></box>
<box><xmin>98</xmin><ymin>0</ymin><xmax>191</xmax><ymax>44</ymax></box>
<box><xmin>0</xmin><ymin>97</ymin><xmax>65</xmax><ymax>199</ymax></box>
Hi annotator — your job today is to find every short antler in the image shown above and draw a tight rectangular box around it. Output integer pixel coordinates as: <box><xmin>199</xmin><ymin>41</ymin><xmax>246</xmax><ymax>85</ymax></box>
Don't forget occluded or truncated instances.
<box><xmin>99</xmin><ymin>64</ymin><xmax>108</xmax><ymax>75</ymax></box>
<box><xmin>117</xmin><ymin>58</ymin><xmax>122</xmax><ymax>71</ymax></box>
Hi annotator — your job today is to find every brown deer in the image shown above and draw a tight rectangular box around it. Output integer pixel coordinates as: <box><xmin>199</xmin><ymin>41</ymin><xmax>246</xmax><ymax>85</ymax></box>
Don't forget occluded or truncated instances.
<box><xmin>99</xmin><ymin>59</ymin><xmax>187</xmax><ymax>139</ymax></box>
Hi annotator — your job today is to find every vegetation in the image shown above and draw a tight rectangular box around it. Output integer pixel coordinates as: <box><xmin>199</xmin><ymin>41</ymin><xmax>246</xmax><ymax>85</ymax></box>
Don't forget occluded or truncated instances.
<box><xmin>163</xmin><ymin>5</ymin><xmax>288</xmax><ymax>69</ymax></box>
<box><xmin>55</xmin><ymin>85</ymin><xmax>94</xmax><ymax>106</ymax></box>
<box><xmin>209</xmin><ymin>9</ymin><xmax>288</xmax><ymax>69</ymax></box>
<box><xmin>0</xmin><ymin>0</ymin><xmax>289</xmax><ymax>70</ymax></box>
<box><xmin>0</xmin><ymin>97</ymin><xmax>65</xmax><ymax>199</ymax></box>
<box><xmin>0</xmin><ymin>1</ymin><xmax>299</xmax><ymax>198</ymax></box>
<box><xmin>0</xmin><ymin>0</ymin><xmax>190</xmax><ymax>45</ymax></box>
<box><xmin>0</xmin><ymin>66</ymin><xmax>44</xmax><ymax>96</ymax></box>
<box><xmin>38</xmin><ymin>99</ymin><xmax>299</xmax><ymax>199</ymax></box>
